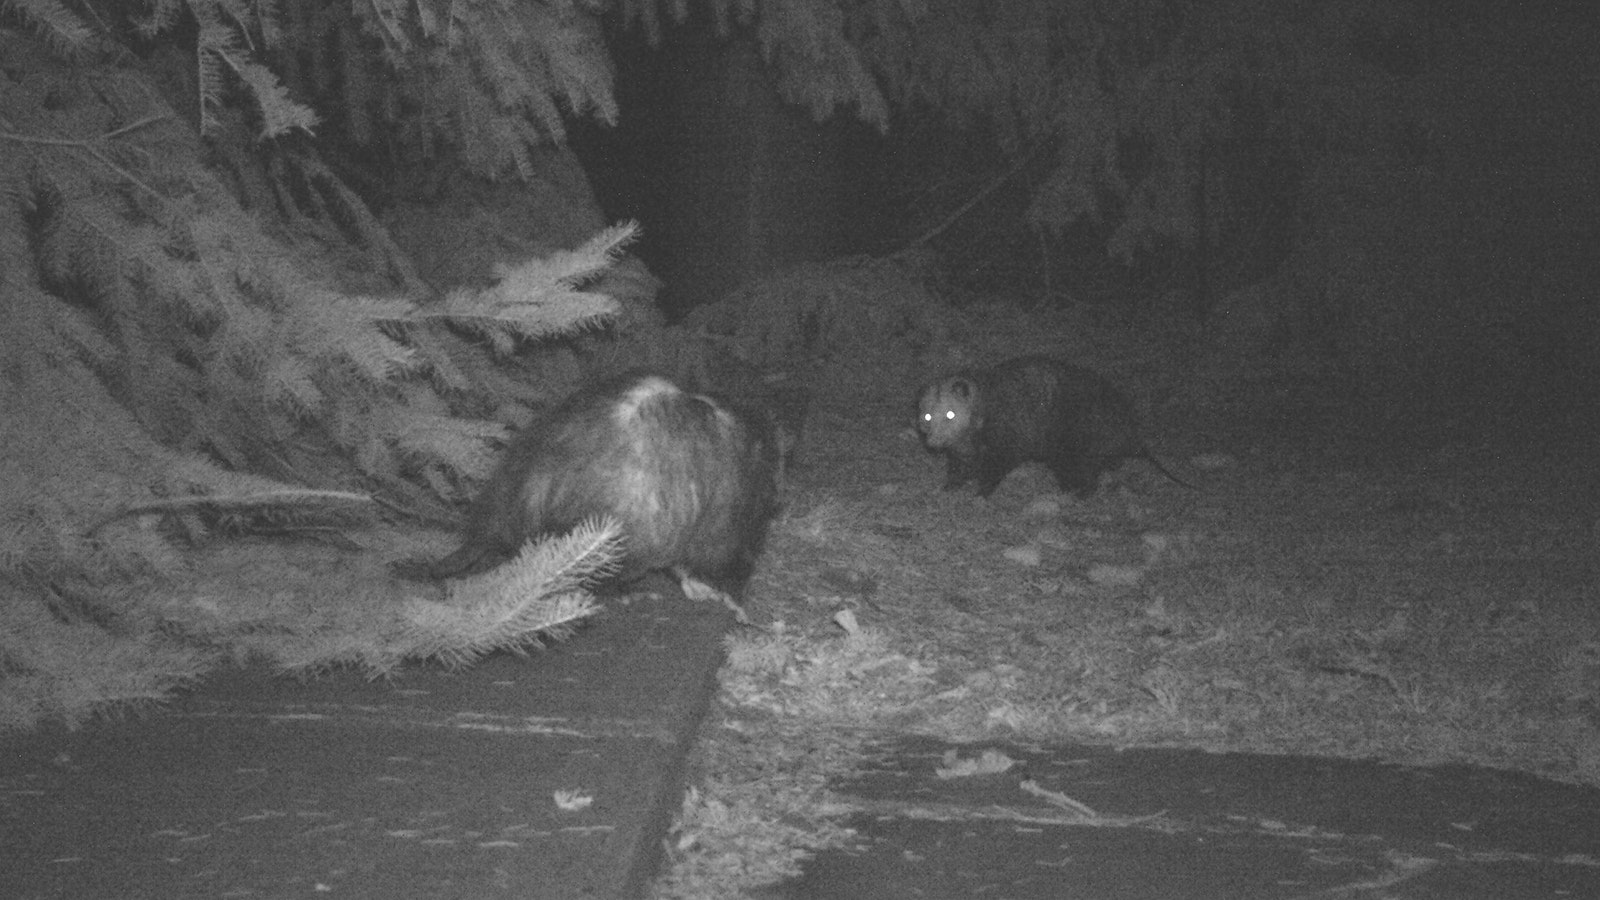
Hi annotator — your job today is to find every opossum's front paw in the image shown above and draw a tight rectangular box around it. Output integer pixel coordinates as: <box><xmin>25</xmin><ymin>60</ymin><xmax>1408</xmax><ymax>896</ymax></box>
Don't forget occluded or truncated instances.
<box><xmin>672</xmin><ymin>568</ymin><xmax>752</xmax><ymax>624</ymax></box>
<box><xmin>676</xmin><ymin>573</ymin><xmax>727</xmax><ymax>604</ymax></box>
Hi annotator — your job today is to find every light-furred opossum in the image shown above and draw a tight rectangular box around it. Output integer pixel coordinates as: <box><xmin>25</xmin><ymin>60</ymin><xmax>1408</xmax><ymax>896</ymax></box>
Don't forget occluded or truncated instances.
<box><xmin>402</xmin><ymin>371</ymin><xmax>782</xmax><ymax>611</ymax></box>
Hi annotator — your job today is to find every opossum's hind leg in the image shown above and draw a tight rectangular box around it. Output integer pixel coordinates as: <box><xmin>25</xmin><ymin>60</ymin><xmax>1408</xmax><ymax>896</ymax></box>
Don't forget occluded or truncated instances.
<box><xmin>972</xmin><ymin>452</ymin><xmax>1017</xmax><ymax>497</ymax></box>
<box><xmin>673</xmin><ymin>567</ymin><xmax>752</xmax><ymax>625</ymax></box>
<box><xmin>1049</xmin><ymin>460</ymin><xmax>1100</xmax><ymax>499</ymax></box>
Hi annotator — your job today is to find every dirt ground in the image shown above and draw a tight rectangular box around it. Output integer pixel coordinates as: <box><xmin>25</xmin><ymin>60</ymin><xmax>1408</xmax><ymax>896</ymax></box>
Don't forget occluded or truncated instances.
<box><xmin>654</xmin><ymin>361</ymin><xmax>1600</xmax><ymax>895</ymax></box>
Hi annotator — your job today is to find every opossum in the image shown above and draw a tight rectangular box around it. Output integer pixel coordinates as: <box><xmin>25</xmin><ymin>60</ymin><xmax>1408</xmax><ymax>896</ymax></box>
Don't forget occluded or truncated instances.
<box><xmin>404</xmin><ymin>371</ymin><xmax>781</xmax><ymax>612</ymax></box>
<box><xmin>916</xmin><ymin>355</ymin><xmax>1190</xmax><ymax>498</ymax></box>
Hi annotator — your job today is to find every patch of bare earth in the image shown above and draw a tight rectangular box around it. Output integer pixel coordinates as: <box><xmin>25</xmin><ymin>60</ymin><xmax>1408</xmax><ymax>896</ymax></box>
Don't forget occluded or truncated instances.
<box><xmin>654</xmin><ymin>383</ymin><xmax>1600</xmax><ymax>897</ymax></box>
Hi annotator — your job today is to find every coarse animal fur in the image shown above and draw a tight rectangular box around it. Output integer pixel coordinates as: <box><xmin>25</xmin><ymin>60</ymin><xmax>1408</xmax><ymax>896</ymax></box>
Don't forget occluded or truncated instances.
<box><xmin>917</xmin><ymin>355</ymin><xmax>1189</xmax><ymax>498</ymax></box>
<box><xmin>409</xmin><ymin>371</ymin><xmax>781</xmax><ymax>608</ymax></box>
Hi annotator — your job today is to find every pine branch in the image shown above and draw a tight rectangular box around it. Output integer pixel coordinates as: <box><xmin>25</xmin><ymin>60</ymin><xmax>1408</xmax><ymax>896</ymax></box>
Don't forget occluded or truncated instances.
<box><xmin>757</xmin><ymin>0</ymin><xmax>888</xmax><ymax>128</ymax></box>
<box><xmin>540</xmin><ymin>219</ymin><xmax>641</xmax><ymax>287</ymax></box>
<box><xmin>226</xmin><ymin>55</ymin><xmax>319</xmax><ymax>138</ymax></box>
<box><xmin>211</xmin><ymin>0</ymin><xmax>259</xmax><ymax>50</ymax></box>
<box><xmin>0</xmin><ymin>598</ymin><xmax>216</xmax><ymax>730</ymax></box>
<box><xmin>186</xmin><ymin>0</ymin><xmax>319</xmax><ymax>138</ymax></box>
<box><xmin>133</xmin><ymin>0</ymin><xmax>184</xmax><ymax>40</ymax></box>
<box><xmin>397</xmin><ymin>518</ymin><xmax>621</xmax><ymax>669</ymax></box>
<box><xmin>1</xmin><ymin>0</ymin><xmax>94</xmax><ymax>58</ymax></box>
<box><xmin>194</xmin><ymin>15</ymin><xmax>231</xmax><ymax>136</ymax></box>
<box><xmin>270</xmin><ymin>152</ymin><xmax>427</xmax><ymax>291</ymax></box>
<box><xmin>365</xmin><ymin>0</ymin><xmax>415</xmax><ymax>50</ymax></box>
<box><xmin>411</xmin><ymin>221</ymin><xmax>636</xmax><ymax>349</ymax></box>
<box><xmin>253</xmin><ymin>0</ymin><xmax>283</xmax><ymax>46</ymax></box>
<box><xmin>385</xmin><ymin>413</ymin><xmax>510</xmax><ymax>486</ymax></box>
<box><xmin>0</xmin><ymin>24</ymin><xmax>646</xmax><ymax>727</ymax></box>
<box><xmin>0</xmin><ymin>121</ymin><xmax>173</xmax><ymax>202</ymax></box>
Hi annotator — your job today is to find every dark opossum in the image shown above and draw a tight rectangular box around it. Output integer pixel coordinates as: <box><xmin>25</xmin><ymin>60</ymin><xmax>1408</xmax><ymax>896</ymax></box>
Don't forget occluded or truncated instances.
<box><xmin>405</xmin><ymin>371</ymin><xmax>782</xmax><ymax>610</ymax></box>
<box><xmin>916</xmin><ymin>355</ymin><xmax>1190</xmax><ymax>498</ymax></box>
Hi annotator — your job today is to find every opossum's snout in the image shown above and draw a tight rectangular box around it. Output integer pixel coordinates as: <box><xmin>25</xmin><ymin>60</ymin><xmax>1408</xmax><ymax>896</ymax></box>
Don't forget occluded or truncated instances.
<box><xmin>915</xmin><ymin>404</ymin><xmax>958</xmax><ymax>449</ymax></box>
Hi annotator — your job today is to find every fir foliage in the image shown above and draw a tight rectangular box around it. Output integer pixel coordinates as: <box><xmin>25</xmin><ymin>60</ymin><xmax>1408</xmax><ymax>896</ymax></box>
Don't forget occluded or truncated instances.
<box><xmin>0</xmin><ymin>26</ymin><xmax>632</xmax><ymax>513</ymax></box>
<box><xmin>8</xmin><ymin>0</ymin><xmax>622</xmax><ymax>173</ymax></box>
<box><xmin>4</xmin><ymin>0</ymin><xmax>1432</xmax><ymax>261</ymax></box>
<box><xmin>194</xmin><ymin>520</ymin><xmax>621</xmax><ymax>678</ymax></box>
<box><xmin>827</xmin><ymin>0</ymin><xmax>1440</xmax><ymax>261</ymax></box>
<box><xmin>634</xmin><ymin>0</ymin><xmax>1450</xmax><ymax>284</ymax></box>
<box><xmin>405</xmin><ymin>518</ymin><xmax>621</xmax><ymax>671</ymax></box>
<box><xmin>276</xmin><ymin>0</ymin><xmax>623</xmax><ymax>177</ymax></box>
<box><xmin>0</xmin><ymin>591</ymin><xmax>218</xmax><ymax>730</ymax></box>
<box><xmin>0</xmin><ymin>25</ymin><xmax>634</xmax><ymax>728</ymax></box>
<box><xmin>416</xmin><ymin>220</ymin><xmax>637</xmax><ymax>356</ymax></box>
<box><xmin>2</xmin><ymin>0</ymin><xmax>99</xmax><ymax>56</ymax></box>
<box><xmin>596</xmin><ymin>0</ymin><xmax>1435</xmax><ymax>274</ymax></box>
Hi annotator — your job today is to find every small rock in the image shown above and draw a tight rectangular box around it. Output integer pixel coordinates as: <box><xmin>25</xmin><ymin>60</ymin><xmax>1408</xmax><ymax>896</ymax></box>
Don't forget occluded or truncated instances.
<box><xmin>1002</xmin><ymin>544</ymin><xmax>1043</xmax><ymax>567</ymax></box>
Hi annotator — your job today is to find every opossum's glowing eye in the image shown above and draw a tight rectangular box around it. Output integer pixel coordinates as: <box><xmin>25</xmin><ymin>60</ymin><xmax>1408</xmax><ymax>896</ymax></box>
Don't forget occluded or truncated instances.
<box><xmin>921</xmin><ymin>412</ymin><xmax>932</xmax><ymax>424</ymax></box>
<box><xmin>943</xmin><ymin>410</ymin><xmax>956</xmax><ymax>421</ymax></box>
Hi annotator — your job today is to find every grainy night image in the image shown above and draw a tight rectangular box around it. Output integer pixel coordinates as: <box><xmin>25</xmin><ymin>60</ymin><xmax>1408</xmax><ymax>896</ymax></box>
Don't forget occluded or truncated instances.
<box><xmin>1</xmin><ymin>1</ymin><xmax>1596</xmax><ymax>897</ymax></box>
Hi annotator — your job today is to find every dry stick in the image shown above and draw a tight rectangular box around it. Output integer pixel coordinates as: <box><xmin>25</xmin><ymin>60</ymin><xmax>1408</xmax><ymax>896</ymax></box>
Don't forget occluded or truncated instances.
<box><xmin>87</xmin><ymin>489</ymin><xmax>376</xmax><ymax>536</ymax></box>
<box><xmin>0</xmin><ymin>114</ymin><xmax>172</xmax><ymax>201</ymax></box>
<box><xmin>363</xmin><ymin>0</ymin><xmax>410</xmax><ymax>52</ymax></box>
<box><xmin>903</xmin><ymin>141</ymin><xmax>1050</xmax><ymax>250</ymax></box>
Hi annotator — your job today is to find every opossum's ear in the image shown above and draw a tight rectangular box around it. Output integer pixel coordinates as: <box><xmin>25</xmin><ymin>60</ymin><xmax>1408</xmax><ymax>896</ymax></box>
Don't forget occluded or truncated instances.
<box><xmin>949</xmin><ymin>377</ymin><xmax>973</xmax><ymax>399</ymax></box>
